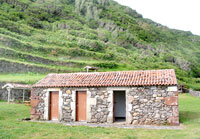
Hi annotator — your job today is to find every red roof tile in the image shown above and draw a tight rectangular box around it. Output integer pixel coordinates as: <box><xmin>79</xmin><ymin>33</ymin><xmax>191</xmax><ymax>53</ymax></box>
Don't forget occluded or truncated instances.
<box><xmin>33</xmin><ymin>69</ymin><xmax>177</xmax><ymax>88</ymax></box>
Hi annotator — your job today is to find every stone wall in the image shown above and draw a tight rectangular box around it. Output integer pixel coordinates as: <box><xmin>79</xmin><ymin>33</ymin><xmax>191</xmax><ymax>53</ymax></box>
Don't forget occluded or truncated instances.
<box><xmin>0</xmin><ymin>82</ymin><xmax>5</xmax><ymax>100</ymax></box>
<box><xmin>189</xmin><ymin>90</ymin><xmax>200</xmax><ymax>97</ymax></box>
<box><xmin>31</xmin><ymin>87</ymin><xmax>73</xmax><ymax>121</ymax></box>
<box><xmin>31</xmin><ymin>86</ymin><xmax>179</xmax><ymax>125</ymax></box>
<box><xmin>31</xmin><ymin>88</ymin><xmax>46</xmax><ymax>120</ymax></box>
<box><xmin>61</xmin><ymin>88</ymin><xmax>73</xmax><ymax>122</ymax></box>
<box><xmin>0</xmin><ymin>60</ymin><xmax>53</xmax><ymax>73</ymax></box>
<box><xmin>88</xmin><ymin>88</ymin><xmax>110</xmax><ymax>123</ymax></box>
<box><xmin>127</xmin><ymin>86</ymin><xmax>179</xmax><ymax>125</ymax></box>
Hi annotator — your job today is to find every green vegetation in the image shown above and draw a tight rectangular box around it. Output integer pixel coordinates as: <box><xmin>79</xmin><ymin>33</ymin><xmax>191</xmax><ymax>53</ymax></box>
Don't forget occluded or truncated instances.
<box><xmin>0</xmin><ymin>94</ymin><xmax>199</xmax><ymax>138</ymax></box>
<box><xmin>0</xmin><ymin>0</ymin><xmax>200</xmax><ymax>89</ymax></box>
<box><xmin>0</xmin><ymin>73</ymin><xmax>46</xmax><ymax>84</ymax></box>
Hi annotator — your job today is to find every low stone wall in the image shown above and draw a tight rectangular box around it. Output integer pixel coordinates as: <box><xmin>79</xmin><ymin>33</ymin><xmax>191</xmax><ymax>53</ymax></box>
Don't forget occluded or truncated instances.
<box><xmin>189</xmin><ymin>90</ymin><xmax>200</xmax><ymax>97</ymax></box>
<box><xmin>0</xmin><ymin>60</ymin><xmax>53</xmax><ymax>73</ymax></box>
<box><xmin>0</xmin><ymin>47</ymin><xmax>76</xmax><ymax>67</ymax></box>
<box><xmin>0</xmin><ymin>82</ymin><xmax>5</xmax><ymax>100</ymax></box>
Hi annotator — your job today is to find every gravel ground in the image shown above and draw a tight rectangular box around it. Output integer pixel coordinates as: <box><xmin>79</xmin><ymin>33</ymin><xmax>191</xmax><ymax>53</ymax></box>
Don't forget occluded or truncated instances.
<box><xmin>33</xmin><ymin>120</ymin><xmax>183</xmax><ymax>130</ymax></box>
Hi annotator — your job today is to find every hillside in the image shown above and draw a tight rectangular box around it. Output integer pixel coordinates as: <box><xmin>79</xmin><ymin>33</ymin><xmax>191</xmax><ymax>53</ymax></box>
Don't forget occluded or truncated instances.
<box><xmin>0</xmin><ymin>0</ymin><xmax>200</xmax><ymax>89</ymax></box>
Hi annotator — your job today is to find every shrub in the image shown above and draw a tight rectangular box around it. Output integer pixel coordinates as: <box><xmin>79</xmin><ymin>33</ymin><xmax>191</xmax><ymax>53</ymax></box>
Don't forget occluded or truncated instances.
<box><xmin>78</xmin><ymin>39</ymin><xmax>104</xmax><ymax>52</ymax></box>
<box><xmin>94</xmin><ymin>62</ymin><xmax>118</xmax><ymax>69</ymax></box>
<box><xmin>191</xmin><ymin>64</ymin><xmax>200</xmax><ymax>78</ymax></box>
<box><xmin>88</xmin><ymin>20</ymin><xmax>99</xmax><ymax>29</ymax></box>
<box><xmin>103</xmin><ymin>52</ymin><xmax>115</xmax><ymax>60</ymax></box>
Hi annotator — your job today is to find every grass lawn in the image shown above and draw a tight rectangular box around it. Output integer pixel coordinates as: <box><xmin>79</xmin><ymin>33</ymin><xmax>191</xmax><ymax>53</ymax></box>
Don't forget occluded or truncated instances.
<box><xmin>0</xmin><ymin>73</ymin><xmax>47</xmax><ymax>84</ymax></box>
<box><xmin>0</xmin><ymin>94</ymin><xmax>200</xmax><ymax>139</ymax></box>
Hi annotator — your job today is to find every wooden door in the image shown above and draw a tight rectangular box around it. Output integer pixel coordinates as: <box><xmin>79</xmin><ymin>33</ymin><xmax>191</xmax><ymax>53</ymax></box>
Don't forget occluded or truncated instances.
<box><xmin>76</xmin><ymin>91</ymin><xmax>87</xmax><ymax>121</ymax></box>
<box><xmin>49</xmin><ymin>91</ymin><xmax>59</xmax><ymax>120</ymax></box>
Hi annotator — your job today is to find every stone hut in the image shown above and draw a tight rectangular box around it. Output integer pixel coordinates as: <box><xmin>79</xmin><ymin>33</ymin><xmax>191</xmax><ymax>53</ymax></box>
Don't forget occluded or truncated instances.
<box><xmin>31</xmin><ymin>69</ymin><xmax>179</xmax><ymax>125</ymax></box>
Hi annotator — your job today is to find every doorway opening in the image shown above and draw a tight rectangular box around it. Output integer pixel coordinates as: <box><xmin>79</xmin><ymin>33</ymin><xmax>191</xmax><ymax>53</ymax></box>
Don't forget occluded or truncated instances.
<box><xmin>113</xmin><ymin>91</ymin><xmax>126</xmax><ymax>123</ymax></box>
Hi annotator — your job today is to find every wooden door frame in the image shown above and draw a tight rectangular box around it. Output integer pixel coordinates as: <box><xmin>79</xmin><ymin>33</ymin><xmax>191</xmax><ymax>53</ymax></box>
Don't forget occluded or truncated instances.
<box><xmin>44</xmin><ymin>88</ymin><xmax>63</xmax><ymax>121</ymax></box>
<box><xmin>76</xmin><ymin>91</ymin><xmax>87</xmax><ymax>121</ymax></box>
<box><xmin>71</xmin><ymin>89</ymin><xmax>88</xmax><ymax>122</ymax></box>
<box><xmin>49</xmin><ymin>91</ymin><xmax>59</xmax><ymax>120</ymax></box>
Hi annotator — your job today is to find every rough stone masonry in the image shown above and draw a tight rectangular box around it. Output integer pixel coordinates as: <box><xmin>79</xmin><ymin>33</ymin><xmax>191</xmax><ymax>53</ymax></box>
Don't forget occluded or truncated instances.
<box><xmin>31</xmin><ymin>86</ymin><xmax>179</xmax><ymax>125</ymax></box>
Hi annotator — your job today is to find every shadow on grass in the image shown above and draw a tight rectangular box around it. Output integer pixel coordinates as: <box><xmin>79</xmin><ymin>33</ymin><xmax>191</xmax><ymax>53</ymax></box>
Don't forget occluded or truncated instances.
<box><xmin>179</xmin><ymin>111</ymin><xmax>200</xmax><ymax>123</ymax></box>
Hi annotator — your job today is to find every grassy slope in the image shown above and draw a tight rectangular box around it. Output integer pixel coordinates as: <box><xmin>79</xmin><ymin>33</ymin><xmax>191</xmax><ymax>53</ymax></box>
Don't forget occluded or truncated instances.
<box><xmin>0</xmin><ymin>94</ymin><xmax>200</xmax><ymax>138</ymax></box>
<box><xmin>0</xmin><ymin>73</ymin><xmax>47</xmax><ymax>84</ymax></box>
<box><xmin>0</xmin><ymin>0</ymin><xmax>200</xmax><ymax>89</ymax></box>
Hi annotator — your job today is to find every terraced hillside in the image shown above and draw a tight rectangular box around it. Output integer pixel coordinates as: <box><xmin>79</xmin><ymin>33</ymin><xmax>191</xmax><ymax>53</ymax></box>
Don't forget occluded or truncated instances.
<box><xmin>0</xmin><ymin>0</ymin><xmax>200</xmax><ymax>89</ymax></box>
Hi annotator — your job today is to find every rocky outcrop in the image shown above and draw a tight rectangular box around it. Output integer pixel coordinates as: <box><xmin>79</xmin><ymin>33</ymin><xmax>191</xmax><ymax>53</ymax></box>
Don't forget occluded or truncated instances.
<box><xmin>174</xmin><ymin>57</ymin><xmax>191</xmax><ymax>71</ymax></box>
<box><xmin>75</xmin><ymin>0</ymin><xmax>109</xmax><ymax>20</ymax></box>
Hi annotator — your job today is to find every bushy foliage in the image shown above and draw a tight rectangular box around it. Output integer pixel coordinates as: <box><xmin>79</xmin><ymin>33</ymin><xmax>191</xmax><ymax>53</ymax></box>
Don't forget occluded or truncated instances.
<box><xmin>0</xmin><ymin>0</ymin><xmax>200</xmax><ymax>90</ymax></box>
<box><xmin>94</xmin><ymin>61</ymin><xmax>118</xmax><ymax>69</ymax></box>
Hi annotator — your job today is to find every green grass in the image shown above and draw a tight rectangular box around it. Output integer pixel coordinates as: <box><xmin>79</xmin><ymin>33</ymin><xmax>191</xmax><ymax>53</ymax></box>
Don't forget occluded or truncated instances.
<box><xmin>0</xmin><ymin>94</ymin><xmax>200</xmax><ymax>139</ymax></box>
<box><xmin>0</xmin><ymin>73</ymin><xmax>46</xmax><ymax>84</ymax></box>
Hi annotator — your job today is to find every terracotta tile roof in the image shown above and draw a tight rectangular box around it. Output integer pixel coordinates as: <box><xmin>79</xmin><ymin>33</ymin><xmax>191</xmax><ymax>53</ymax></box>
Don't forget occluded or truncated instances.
<box><xmin>33</xmin><ymin>69</ymin><xmax>177</xmax><ymax>88</ymax></box>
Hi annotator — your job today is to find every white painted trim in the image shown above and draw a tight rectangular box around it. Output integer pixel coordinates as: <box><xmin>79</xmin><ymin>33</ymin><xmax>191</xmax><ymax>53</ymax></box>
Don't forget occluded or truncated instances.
<box><xmin>2</xmin><ymin>83</ymin><xmax>14</xmax><ymax>89</ymax></box>
<box><xmin>47</xmin><ymin>88</ymin><xmax>61</xmax><ymax>92</ymax></box>
<box><xmin>126</xmin><ymin>91</ymin><xmax>132</xmax><ymax>124</ymax></box>
<box><xmin>71</xmin><ymin>90</ymin><xmax>76</xmax><ymax>121</ymax></box>
<box><xmin>45</xmin><ymin>88</ymin><xmax>62</xmax><ymax>121</ymax></box>
<box><xmin>23</xmin><ymin>89</ymin><xmax>25</xmax><ymax>102</ymax></box>
<box><xmin>71</xmin><ymin>88</ymin><xmax>88</xmax><ymax>122</ymax></box>
<box><xmin>87</xmin><ymin>89</ymin><xmax>93</xmax><ymax>122</ymax></box>
<box><xmin>167</xmin><ymin>86</ymin><xmax>178</xmax><ymax>92</ymax></box>
<box><xmin>44</xmin><ymin>89</ymin><xmax>49</xmax><ymax>120</ymax></box>
<box><xmin>107</xmin><ymin>90</ymin><xmax>113</xmax><ymax>123</ymax></box>
<box><xmin>107</xmin><ymin>87</ymin><xmax>131</xmax><ymax>91</ymax></box>
<box><xmin>58</xmin><ymin>89</ymin><xmax>63</xmax><ymax>121</ymax></box>
<box><xmin>107</xmin><ymin>87</ymin><xmax>130</xmax><ymax>123</ymax></box>
<box><xmin>7</xmin><ymin>87</ymin><xmax>12</xmax><ymax>103</ymax></box>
